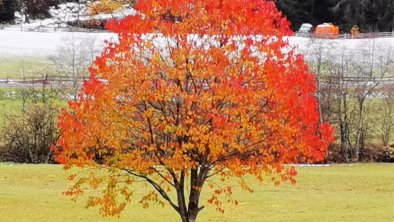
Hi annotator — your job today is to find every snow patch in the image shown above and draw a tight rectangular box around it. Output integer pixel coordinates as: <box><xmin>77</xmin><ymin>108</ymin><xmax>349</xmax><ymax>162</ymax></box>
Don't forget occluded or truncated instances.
<box><xmin>9</xmin><ymin>3</ymin><xmax>136</xmax><ymax>32</ymax></box>
<box><xmin>1</xmin><ymin>30</ymin><xmax>394</xmax><ymax>60</ymax></box>
<box><xmin>0</xmin><ymin>30</ymin><xmax>116</xmax><ymax>57</ymax></box>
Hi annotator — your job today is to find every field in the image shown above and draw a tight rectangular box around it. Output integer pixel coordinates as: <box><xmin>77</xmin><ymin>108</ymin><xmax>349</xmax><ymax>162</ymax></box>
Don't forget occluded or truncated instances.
<box><xmin>0</xmin><ymin>164</ymin><xmax>393</xmax><ymax>222</ymax></box>
<box><xmin>0</xmin><ymin>56</ymin><xmax>51</xmax><ymax>79</ymax></box>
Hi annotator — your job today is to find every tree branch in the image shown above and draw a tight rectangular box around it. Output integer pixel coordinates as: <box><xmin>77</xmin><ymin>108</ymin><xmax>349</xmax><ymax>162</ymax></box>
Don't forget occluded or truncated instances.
<box><xmin>122</xmin><ymin>168</ymin><xmax>180</xmax><ymax>213</ymax></box>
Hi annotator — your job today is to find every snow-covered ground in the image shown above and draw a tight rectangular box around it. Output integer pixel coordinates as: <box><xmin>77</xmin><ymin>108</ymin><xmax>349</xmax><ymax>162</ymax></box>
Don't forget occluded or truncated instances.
<box><xmin>10</xmin><ymin>2</ymin><xmax>136</xmax><ymax>32</ymax></box>
<box><xmin>289</xmin><ymin>36</ymin><xmax>394</xmax><ymax>54</ymax></box>
<box><xmin>1</xmin><ymin>30</ymin><xmax>394</xmax><ymax>58</ymax></box>
<box><xmin>0</xmin><ymin>30</ymin><xmax>116</xmax><ymax>57</ymax></box>
<box><xmin>2</xmin><ymin>1</ymin><xmax>393</xmax><ymax>59</ymax></box>
<box><xmin>2</xmin><ymin>0</ymin><xmax>393</xmax><ymax>62</ymax></box>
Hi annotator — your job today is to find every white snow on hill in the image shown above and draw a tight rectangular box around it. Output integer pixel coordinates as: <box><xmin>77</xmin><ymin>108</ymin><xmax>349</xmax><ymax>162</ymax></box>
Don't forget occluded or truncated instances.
<box><xmin>3</xmin><ymin>1</ymin><xmax>393</xmax><ymax>60</ymax></box>
<box><xmin>288</xmin><ymin>36</ymin><xmax>394</xmax><ymax>52</ymax></box>
<box><xmin>9</xmin><ymin>2</ymin><xmax>136</xmax><ymax>33</ymax></box>
<box><xmin>1</xmin><ymin>30</ymin><xmax>394</xmax><ymax>58</ymax></box>
<box><xmin>0</xmin><ymin>30</ymin><xmax>116</xmax><ymax>57</ymax></box>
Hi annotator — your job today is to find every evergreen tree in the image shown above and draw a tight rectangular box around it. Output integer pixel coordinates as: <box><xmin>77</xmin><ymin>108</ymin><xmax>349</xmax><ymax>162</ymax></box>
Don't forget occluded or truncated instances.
<box><xmin>275</xmin><ymin>0</ymin><xmax>308</xmax><ymax>30</ymax></box>
<box><xmin>0</xmin><ymin>0</ymin><xmax>15</xmax><ymax>22</ymax></box>
<box><xmin>275</xmin><ymin>0</ymin><xmax>336</xmax><ymax>31</ymax></box>
<box><xmin>331</xmin><ymin>0</ymin><xmax>394</xmax><ymax>32</ymax></box>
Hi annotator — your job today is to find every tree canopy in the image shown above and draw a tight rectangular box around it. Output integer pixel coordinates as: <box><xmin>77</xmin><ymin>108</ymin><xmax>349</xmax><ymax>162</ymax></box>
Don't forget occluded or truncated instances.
<box><xmin>54</xmin><ymin>0</ymin><xmax>333</xmax><ymax>221</ymax></box>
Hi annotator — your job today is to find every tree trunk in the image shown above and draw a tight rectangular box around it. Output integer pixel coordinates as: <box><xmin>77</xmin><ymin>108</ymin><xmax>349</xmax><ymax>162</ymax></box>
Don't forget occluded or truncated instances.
<box><xmin>176</xmin><ymin>193</ymin><xmax>200</xmax><ymax>222</ymax></box>
<box><xmin>176</xmin><ymin>167</ymin><xmax>208</xmax><ymax>222</ymax></box>
<box><xmin>354</xmin><ymin>97</ymin><xmax>365</xmax><ymax>161</ymax></box>
<box><xmin>186</xmin><ymin>168</ymin><xmax>201</xmax><ymax>222</ymax></box>
<box><xmin>339</xmin><ymin>83</ymin><xmax>351</xmax><ymax>162</ymax></box>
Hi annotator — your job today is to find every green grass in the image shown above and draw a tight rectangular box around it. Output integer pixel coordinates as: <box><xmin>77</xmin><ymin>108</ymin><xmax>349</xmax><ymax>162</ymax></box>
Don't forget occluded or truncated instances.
<box><xmin>0</xmin><ymin>164</ymin><xmax>393</xmax><ymax>222</ymax></box>
<box><xmin>0</xmin><ymin>96</ymin><xmax>66</xmax><ymax>126</ymax></box>
<box><xmin>0</xmin><ymin>56</ymin><xmax>52</xmax><ymax>79</ymax></box>
<box><xmin>0</xmin><ymin>99</ymin><xmax>23</xmax><ymax>124</ymax></box>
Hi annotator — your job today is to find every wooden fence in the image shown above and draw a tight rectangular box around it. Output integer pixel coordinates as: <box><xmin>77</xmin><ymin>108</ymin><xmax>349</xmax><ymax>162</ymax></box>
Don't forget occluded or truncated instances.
<box><xmin>0</xmin><ymin>76</ymin><xmax>86</xmax><ymax>88</ymax></box>
<box><xmin>1</xmin><ymin>23</ymin><xmax>393</xmax><ymax>38</ymax></box>
<box><xmin>294</xmin><ymin>32</ymin><xmax>394</xmax><ymax>39</ymax></box>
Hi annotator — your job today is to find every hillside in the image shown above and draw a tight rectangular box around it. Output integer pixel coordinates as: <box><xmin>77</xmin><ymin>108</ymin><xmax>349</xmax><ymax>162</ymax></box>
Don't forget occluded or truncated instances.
<box><xmin>1</xmin><ymin>30</ymin><xmax>394</xmax><ymax>58</ymax></box>
<box><xmin>1</xmin><ymin>1</ymin><xmax>394</xmax><ymax>32</ymax></box>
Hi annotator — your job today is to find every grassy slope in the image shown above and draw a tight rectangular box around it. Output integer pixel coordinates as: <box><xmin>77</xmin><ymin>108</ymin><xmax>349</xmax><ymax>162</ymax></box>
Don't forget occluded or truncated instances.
<box><xmin>0</xmin><ymin>164</ymin><xmax>393</xmax><ymax>222</ymax></box>
<box><xmin>0</xmin><ymin>56</ymin><xmax>52</xmax><ymax>79</ymax></box>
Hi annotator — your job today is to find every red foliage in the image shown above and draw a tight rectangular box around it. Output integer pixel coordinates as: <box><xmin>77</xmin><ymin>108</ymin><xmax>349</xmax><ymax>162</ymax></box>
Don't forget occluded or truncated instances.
<box><xmin>55</xmin><ymin>0</ymin><xmax>333</xmax><ymax>220</ymax></box>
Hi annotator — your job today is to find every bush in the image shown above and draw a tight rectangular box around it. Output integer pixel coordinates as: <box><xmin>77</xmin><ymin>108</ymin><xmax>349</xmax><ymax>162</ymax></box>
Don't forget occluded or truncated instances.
<box><xmin>67</xmin><ymin>19</ymin><xmax>106</xmax><ymax>30</ymax></box>
<box><xmin>0</xmin><ymin>104</ymin><xmax>59</xmax><ymax>163</ymax></box>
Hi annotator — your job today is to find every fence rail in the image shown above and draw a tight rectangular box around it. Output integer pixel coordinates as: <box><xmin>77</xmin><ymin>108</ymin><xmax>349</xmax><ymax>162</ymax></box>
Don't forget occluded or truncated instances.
<box><xmin>0</xmin><ymin>24</ymin><xmax>106</xmax><ymax>33</ymax></box>
<box><xmin>2</xmin><ymin>75</ymin><xmax>394</xmax><ymax>89</ymax></box>
<box><xmin>0</xmin><ymin>76</ymin><xmax>83</xmax><ymax>88</ymax></box>
<box><xmin>0</xmin><ymin>76</ymin><xmax>110</xmax><ymax>89</ymax></box>
<box><xmin>294</xmin><ymin>32</ymin><xmax>394</xmax><ymax>39</ymax></box>
<box><xmin>1</xmin><ymin>23</ymin><xmax>393</xmax><ymax>38</ymax></box>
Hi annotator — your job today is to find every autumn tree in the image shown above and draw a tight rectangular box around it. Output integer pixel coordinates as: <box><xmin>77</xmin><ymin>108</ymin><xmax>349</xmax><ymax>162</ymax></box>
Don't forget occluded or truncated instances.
<box><xmin>54</xmin><ymin>0</ymin><xmax>333</xmax><ymax>221</ymax></box>
<box><xmin>87</xmin><ymin>0</ymin><xmax>133</xmax><ymax>15</ymax></box>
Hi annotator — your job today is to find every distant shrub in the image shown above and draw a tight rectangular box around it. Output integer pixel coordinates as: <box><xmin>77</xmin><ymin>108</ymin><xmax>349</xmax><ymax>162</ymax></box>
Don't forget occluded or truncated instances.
<box><xmin>67</xmin><ymin>19</ymin><xmax>106</xmax><ymax>29</ymax></box>
<box><xmin>86</xmin><ymin>0</ymin><xmax>126</xmax><ymax>15</ymax></box>
<box><xmin>0</xmin><ymin>104</ymin><xmax>59</xmax><ymax>163</ymax></box>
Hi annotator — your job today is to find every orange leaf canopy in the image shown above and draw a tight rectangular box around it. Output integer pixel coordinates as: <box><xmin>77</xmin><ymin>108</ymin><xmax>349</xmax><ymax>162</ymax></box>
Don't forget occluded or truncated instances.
<box><xmin>55</xmin><ymin>0</ymin><xmax>333</xmax><ymax>216</ymax></box>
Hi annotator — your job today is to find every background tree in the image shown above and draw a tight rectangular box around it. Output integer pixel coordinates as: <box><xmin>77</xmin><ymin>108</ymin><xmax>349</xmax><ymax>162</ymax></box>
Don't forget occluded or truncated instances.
<box><xmin>0</xmin><ymin>0</ymin><xmax>15</xmax><ymax>22</ymax></box>
<box><xmin>379</xmin><ymin>85</ymin><xmax>394</xmax><ymax>147</ymax></box>
<box><xmin>15</xmin><ymin>0</ymin><xmax>60</xmax><ymax>22</ymax></box>
<box><xmin>273</xmin><ymin>0</ymin><xmax>394</xmax><ymax>32</ymax></box>
<box><xmin>274</xmin><ymin>0</ymin><xmax>337</xmax><ymax>30</ymax></box>
<box><xmin>50</xmin><ymin>34</ymin><xmax>99</xmax><ymax>98</ymax></box>
<box><xmin>87</xmin><ymin>0</ymin><xmax>134</xmax><ymax>15</ymax></box>
<box><xmin>302</xmin><ymin>38</ymin><xmax>394</xmax><ymax>161</ymax></box>
<box><xmin>54</xmin><ymin>1</ymin><xmax>333</xmax><ymax>221</ymax></box>
<box><xmin>303</xmin><ymin>38</ymin><xmax>340</xmax><ymax>124</ymax></box>
<box><xmin>274</xmin><ymin>0</ymin><xmax>307</xmax><ymax>30</ymax></box>
<box><xmin>330</xmin><ymin>0</ymin><xmax>394</xmax><ymax>32</ymax></box>
<box><xmin>342</xmin><ymin>40</ymin><xmax>393</xmax><ymax>160</ymax></box>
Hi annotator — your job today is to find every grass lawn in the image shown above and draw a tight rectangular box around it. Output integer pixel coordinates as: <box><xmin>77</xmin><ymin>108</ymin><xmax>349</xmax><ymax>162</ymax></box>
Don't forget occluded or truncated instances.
<box><xmin>0</xmin><ymin>56</ymin><xmax>52</xmax><ymax>79</ymax></box>
<box><xmin>0</xmin><ymin>164</ymin><xmax>393</xmax><ymax>222</ymax></box>
<box><xmin>0</xmin><ymin>98</ymin><xmax>65</xmax><ymax>126</ymax></box>
<box><xmin>0</xmin><ymin>99</ymin><xmax>22</xmax><ymax>124</ymax></box>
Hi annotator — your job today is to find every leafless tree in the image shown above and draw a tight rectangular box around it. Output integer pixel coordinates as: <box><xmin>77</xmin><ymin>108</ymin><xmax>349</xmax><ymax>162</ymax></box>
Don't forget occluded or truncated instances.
<box><xmin>379</xmin><ymin>89</ymin><xmax>394</xmax><ymax>146</ymax></box>
<box><xmin>304</xmin><ymin>38</ymin><xmax>394</xmax><ymax>161</ymax></box>
<box><xmin>304</xmin><ymin>38</ymin><xmax>339</xmax><ymax>124</ymax></box>
<box><xmin>50</xmin><ymin>34</ymin><xmax>99</xmax><ymax>98</ymax></box>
